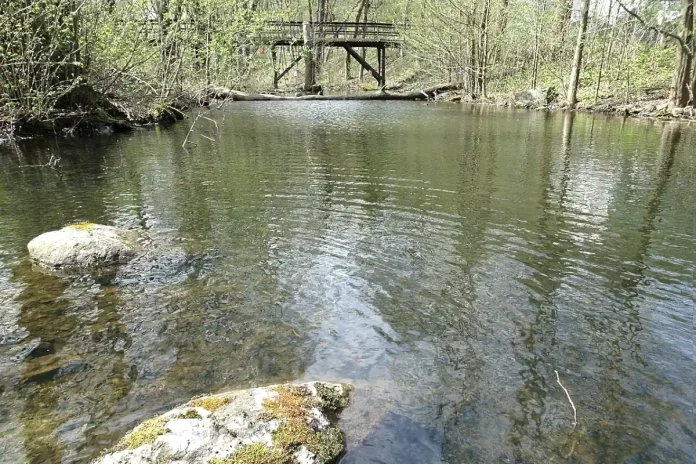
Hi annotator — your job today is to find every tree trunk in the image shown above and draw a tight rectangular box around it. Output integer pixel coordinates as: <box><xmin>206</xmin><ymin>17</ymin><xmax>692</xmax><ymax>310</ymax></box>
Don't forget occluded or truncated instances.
<box><xmin>346</xmin><ymin>0</ymin><xmax>366</xmax><ymax>80</ymax></box>
<box><xmin>595</xmin><ymin>1</ymin><xmax>617</xmax><ymax>101</ymax></box>
<box><xmin>691</xmin><ymin>49</ymin><xmax>696</xmax><ymax>105</ymax></box>
<box><xmin>669</xmin><ymin>0</ymin><xmax>693</xmax><ymax>107</ymax></box>
<box><xmin>566</xmin><ymin>0</ymin><xmax>591</xmax><ymax>106</ymax></box>
<box><xmin>359</xmin><ymin>2</ymin><xmax>371</xmax><ymax>81</ymax></box>
<box><xmin>478</xmin><ymin>0</ymin><xmax>491</xmax><ymax>97</ymax></box>
<box><xmin>555</xmin><ymin>0</ymin><xmax>573</xmax><ymax>52</ymax></box>
<box><xmin>692</xmin><ymin>6</ymin><xmax>696</xmax><ymax>105</ymax></box>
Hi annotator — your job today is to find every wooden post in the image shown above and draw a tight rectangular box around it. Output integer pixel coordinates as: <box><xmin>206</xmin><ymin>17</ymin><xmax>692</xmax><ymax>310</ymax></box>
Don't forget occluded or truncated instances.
<box><xmin>272</xmin><ymin>48</ymin><xmax>279</xmax><ymax>89</ymax></box>
<box><xmin>379</xmin><ymin>46</ymin><xmax>386</xmax><ymax>87</ymax></box>
<box><xmin>303</xmin><ymin>22</ymin><xmax>316</xmax><ymax>91</ymax></box>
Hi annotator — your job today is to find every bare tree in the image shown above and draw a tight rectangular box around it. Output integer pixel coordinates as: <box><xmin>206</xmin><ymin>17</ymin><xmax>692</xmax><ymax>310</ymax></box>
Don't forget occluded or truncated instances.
<box><xmin>567</xmin><ymin>0</ymin><xmax>591</xmax><ymax>106</ymax></box>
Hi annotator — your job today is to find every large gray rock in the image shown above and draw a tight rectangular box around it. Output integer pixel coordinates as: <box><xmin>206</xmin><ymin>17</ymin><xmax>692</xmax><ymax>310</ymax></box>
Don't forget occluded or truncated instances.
<box><xmin>93</xmin><ymin>382</ymin><xmax>352</xmax><ymax>464</ymax></box>
<box><xmin>514</xmin><ymin>88</ymin><xmax>554</xmax><ymax>107</ymax></box>
<box><xmin>27</xmin><ymin>223</ymin><xmax>140</xmax><ymax>270</ymax></box>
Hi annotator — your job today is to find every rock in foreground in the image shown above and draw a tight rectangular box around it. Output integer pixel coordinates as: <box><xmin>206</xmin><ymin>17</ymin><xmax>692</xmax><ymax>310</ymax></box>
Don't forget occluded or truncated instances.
<box><xmin>27</xmin><ymin>223</ymin><xmax>140</xmax><ymax>270</ymax></box>
<box><xmin>94</xmin><ymin>382</ymin><xmax>352</xmax><ymax>464</ymax></box>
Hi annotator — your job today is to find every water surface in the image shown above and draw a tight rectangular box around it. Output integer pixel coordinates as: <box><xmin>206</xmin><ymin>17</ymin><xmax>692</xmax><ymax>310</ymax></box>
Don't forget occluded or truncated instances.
<box><xmin>0</xmin><ymin>102</ymin><xmax>694</xmax><ymax>463</ymax></box>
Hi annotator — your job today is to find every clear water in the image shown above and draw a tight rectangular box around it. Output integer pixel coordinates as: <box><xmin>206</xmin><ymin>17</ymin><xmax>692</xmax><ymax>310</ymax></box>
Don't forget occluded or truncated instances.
<box><xmin>0</xmin><ymin>102</ymin><xmax>694</xmax><ymax>463</ymax></box>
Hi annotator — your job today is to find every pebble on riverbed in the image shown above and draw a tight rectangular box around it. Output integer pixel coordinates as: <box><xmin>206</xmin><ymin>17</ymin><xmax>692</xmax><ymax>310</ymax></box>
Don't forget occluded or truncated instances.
<box><xmin>27</xmin><ymin>223</ymin><xmax>141</xmax><ymax>270</ymax></box>
<box><xmin>93</xmin><ymin>382</ymin><xmax>352</xmax><ymax>464</ymax></box>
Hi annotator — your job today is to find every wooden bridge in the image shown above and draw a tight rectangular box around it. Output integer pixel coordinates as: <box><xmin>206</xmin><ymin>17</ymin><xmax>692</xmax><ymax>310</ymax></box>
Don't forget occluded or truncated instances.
<box><xmin>256</xmin><ymin>21</ymin><xmax>403</xmax><ymax>89</ymax></box>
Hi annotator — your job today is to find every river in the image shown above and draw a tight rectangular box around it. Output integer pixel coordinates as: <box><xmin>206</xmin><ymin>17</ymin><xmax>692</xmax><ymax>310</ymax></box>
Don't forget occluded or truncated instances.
<box><xmin>0</xmin><ymin>102</ymin><xmax>694</xmax><ymax>463</ymax></box>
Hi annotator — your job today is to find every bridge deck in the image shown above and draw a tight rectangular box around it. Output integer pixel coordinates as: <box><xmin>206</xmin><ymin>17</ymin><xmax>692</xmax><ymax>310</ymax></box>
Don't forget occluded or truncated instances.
<box><xmin>257</xmin><ymin>21</ymin><xmax>403</xmax><ymax>48</ymax></box>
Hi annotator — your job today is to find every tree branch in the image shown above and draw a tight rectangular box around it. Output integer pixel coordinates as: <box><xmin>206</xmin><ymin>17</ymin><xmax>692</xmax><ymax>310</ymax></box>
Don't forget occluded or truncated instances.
<box><xmin>616</xmin><ymin>0</ymin><xmax>691</xmax><ymax>56</ymax></box>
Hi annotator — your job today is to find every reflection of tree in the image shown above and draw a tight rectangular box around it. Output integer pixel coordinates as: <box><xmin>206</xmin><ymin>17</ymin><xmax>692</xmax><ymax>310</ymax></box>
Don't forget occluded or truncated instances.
<box><xmin>573</xmin><ymin>122</ymin><xmax>683</xmax><ymax>462</ymax></box>
<box><xmin>15</xmin><ymin>264</ymin><xmax>72</xmax><ymax>463</ymax></box>
<box><xmin>441</xmin><ymin>110</ymin><xmax>501</xmax><ymax>451</ymax></box>
<box><xmin>506</xmin><ymin>112</ymin><xmax>574</xmax><ymax>460</ymax></box>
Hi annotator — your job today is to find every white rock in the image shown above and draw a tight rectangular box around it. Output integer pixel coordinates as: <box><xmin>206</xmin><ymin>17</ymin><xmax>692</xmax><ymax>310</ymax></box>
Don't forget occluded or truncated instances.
<box><xmin>27</xmin><ymin>224</ymin><xmax>140</xmax><ymax>269</ymax></box>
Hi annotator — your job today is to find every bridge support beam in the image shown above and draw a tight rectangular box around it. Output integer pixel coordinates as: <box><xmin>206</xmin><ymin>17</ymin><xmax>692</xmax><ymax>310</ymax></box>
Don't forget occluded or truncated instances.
<box><xmin>272</xmin><ymin>49</ymin><xmax>278</xmax><ymax>89</ymax></box>
<box><xmin>274</xmin><ymin>53</ymin><xmax>303</xmax><ymax>88</ymax></box>
<box><xmin>377</xmin><ymin>46</ymin><xmax>386</xmax><ymax>87</ymax></box>
<box><xmin>343</xmin><ymin>46</ymin><xmax>384</xmax><ymax>87</ymax></box>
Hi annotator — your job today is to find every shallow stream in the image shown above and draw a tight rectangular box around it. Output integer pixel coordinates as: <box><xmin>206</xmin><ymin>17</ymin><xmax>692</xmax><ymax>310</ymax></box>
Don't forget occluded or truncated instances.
<box><xmin>0</xmin><ymin>102</ymin><xmax>694</xmax><ymax>463</ymax></box>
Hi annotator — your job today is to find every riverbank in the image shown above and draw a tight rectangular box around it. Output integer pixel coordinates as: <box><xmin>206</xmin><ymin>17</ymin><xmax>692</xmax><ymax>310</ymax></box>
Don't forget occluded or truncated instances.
<box><xmin>366</xmin><ymin>78</ymin><xmax>696</xmax><ymax>122</ymax></box>
<box><xmin>453</xmin><ymin>92</ymin><xmax>696</xmax><ymax>122</ymax></box>
<box><xmin>3</xmin><ymin>83</ymin><xmax>694</xmax><ymax>145</ymax></box>
<box><xmin>0</xmin><ymin>85</ymin><xmax>189</xmax><ymax>143</ymax></box>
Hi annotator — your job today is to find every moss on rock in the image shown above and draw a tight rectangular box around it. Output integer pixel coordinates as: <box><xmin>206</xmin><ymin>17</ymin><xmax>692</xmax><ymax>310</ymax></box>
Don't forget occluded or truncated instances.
<box><xmin>67</xmin><ymin>221</ymin><xmax>98</xmax><ymax>231</ymax></box>
<box><xmin>191</xmin><ymin>395</ymin><xmax>232</xmax><ymax>412</ymax></box>
<box><xmin>305</xmin><ymin>426</ymin><xmax>344</xmax><ymax>463</ymax></box>
<box><xmin>209</xmin><ymin>443</ymin><xmax>293</xmax><ymax>464</ymax></box>
<box><xmin>95</xmin><ymin>382</ymin><xmax>351</xmax><ymax>464</ymax></box>
<box><xmin>177</xmin><ymin>409</ymin><xmax>203</xmax><ymax>419</ymax></box>
<box><xmin>111</xmin><ymin>417</ymin><xmax>169</xmax><ymax>452</ymax></box>
<box><xmin>259</xmin><ymin>385</ymin><xmax>345</xmax><ymax>464</ymax></box>
<box><xmin>314</xmin><ymin>383</ymin><xmax>351</xmax><ymax>411</ymax></box>
<box><xmin>261</xmin><ymin>386</ymin><xmax>318</xmax><ymax>421</ymax></box>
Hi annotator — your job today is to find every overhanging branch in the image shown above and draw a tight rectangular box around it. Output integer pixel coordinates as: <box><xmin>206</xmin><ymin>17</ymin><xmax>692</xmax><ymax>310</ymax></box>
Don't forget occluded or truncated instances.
<box><xmin>616</xmin><ymin>0</ymin><xmax>692</xmax><ymax>57</ymax></box>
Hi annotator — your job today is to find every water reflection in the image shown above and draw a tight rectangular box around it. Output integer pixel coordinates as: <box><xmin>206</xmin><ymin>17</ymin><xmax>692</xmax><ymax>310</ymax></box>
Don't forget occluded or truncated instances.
<box><xmin>0</xmin><ymin>103</ymin><xmax>694</xmax><ymax>463</ymax></box>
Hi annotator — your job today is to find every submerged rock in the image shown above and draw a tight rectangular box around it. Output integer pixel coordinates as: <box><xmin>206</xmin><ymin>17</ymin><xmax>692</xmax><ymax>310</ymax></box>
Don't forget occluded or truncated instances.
<box><xmin>94</xmin><ymin>382</ymin><xmax>352</xmax><ymax>464</ymax></box>
<box><xmin>27</xmin><ymin>223</ymin><xmax>140</xmax><ymax>270</ymax></box>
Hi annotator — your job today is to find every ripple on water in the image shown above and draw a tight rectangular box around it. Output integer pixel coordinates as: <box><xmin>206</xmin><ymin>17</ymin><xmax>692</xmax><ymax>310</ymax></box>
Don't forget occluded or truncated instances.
<box><xmin>0</xmin><ymin>103</ymin><xmax>694</xmax><ymax>463</ymax></box>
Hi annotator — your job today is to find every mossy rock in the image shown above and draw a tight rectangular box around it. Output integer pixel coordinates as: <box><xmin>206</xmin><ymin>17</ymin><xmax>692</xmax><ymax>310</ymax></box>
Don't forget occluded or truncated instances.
<box><xmin>111</xmin><ymin>417</ymin><xmax>169</xmax><ymax>452</ymax></box>
<box><xmin>93</xmin><ymin>382</ymin><xmax>352</xmax><ymax>464</ymax></box>
<box><xmin>27</xmin><ymin>224</ymin><xmax>141</xmax><ymax>270</ymax></box>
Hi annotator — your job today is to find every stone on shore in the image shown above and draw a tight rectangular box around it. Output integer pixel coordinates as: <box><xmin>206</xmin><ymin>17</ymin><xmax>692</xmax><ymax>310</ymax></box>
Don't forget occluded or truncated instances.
<box><xmin>514</xmin><ymin>88</ymin><xmax>556</xmax><ymax>107</ymax></box>
<box><xmin>93</xmin><ymin>382</ymin><xmax>352</xmax><ymax>464</ymax></box>
<box><xmin>27</xmin><ymin>223</ymin><xmax>140</xmax><ymax>270</ymax></box>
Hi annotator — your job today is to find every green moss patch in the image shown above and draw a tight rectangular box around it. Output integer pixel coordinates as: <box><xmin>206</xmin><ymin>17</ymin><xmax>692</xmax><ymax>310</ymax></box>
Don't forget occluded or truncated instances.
<box><xmin>67</xmin><ymin>221</ymin><xmax>98</xmax><ymax>231</ymax></box>
<box><xmin>112</xmin><ymin>417</ymin><xmax>169</xmax><ymax>451</ymax></box>
<box><xmin>191</xmin><ymin>395</ymin><xmax>231</xmax><ymax>412</ymax></box>
<box><xmin>261</xmin><ymin>386</ymin><xmax>319</xmax><ymax>421</ymax></box>
<box><xmin>259</xmin><ymin>385</ymin><xmax>345</xmax><ymax>464</ymax></box>
<box><xmin>314</xmin><ymin>383</ymin><xmax>351</xmax><ymax>411</ymax></box>
<box><xmin>305</xmin><ymin>426</ymin><xmax>344</xmax><ymax>463</ymax></box>
<box><xmin>209</xmin><ymin>443</ymin><xmax>292</xmax><ymax>464</ymax></box>
<box><xmin>177</xmin><ymin>409</ymin><xmax>202</xmax><ymax>419</ymax></box>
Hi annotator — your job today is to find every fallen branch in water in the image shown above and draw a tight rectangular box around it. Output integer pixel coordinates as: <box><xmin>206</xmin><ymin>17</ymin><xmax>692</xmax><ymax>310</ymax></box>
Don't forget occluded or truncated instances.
<box><xmin>555</xmin><ymin>370</ymin><xmax>577</xmax><ymax>428</ymax></box>
<box><xmin>208</xmin><ymin>83</ymin><xmax>460</xmax><ymax>102</ymax></box>
<box><xmin>182</xmin><ymin>93</ymin><xmax>231</xmax><ymax>148</ymax></box>
<box><xmin>182</xmin><ymin>111</ymin><xmax>204</xmax><ymax>147</ymax></box>
<box><xmin>19</xmin><ymin>153</ymin><xmax>61</xmax><ymax>169</ymax></box>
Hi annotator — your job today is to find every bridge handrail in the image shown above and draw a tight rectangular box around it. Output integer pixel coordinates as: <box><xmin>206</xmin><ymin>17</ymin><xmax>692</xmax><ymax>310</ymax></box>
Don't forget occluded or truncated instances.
<box><xmin>257</xmin><ymin>20</ymin><xmax>403</xmax><ymax>43</ymax></box>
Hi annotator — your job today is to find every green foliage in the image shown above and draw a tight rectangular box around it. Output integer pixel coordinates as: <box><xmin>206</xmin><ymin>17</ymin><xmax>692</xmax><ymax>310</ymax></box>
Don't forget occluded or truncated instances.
<box><xmin>1</xmin><ymin>0</ymin><xmax>689</xmax><ymax>125</ymax></box>
<box><xmin>0</xmin><ymin>0</ymin><xmax>83</xmax><ymax>119</ymax></box>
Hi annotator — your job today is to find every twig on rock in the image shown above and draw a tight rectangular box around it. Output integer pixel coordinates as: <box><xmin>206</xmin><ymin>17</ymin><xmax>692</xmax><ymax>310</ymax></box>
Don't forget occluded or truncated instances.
<box><xmin>555</xmin><ymin>369</ymin><xmax>577</xmax><ymax>428</ymax></box>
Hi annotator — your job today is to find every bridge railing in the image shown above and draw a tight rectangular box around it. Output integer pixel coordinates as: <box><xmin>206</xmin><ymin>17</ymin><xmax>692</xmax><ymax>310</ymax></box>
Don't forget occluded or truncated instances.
<box><xmin>257</xmin><ymin>21</ymin><xmax>402</xmax><ymax>44</ymax></box>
